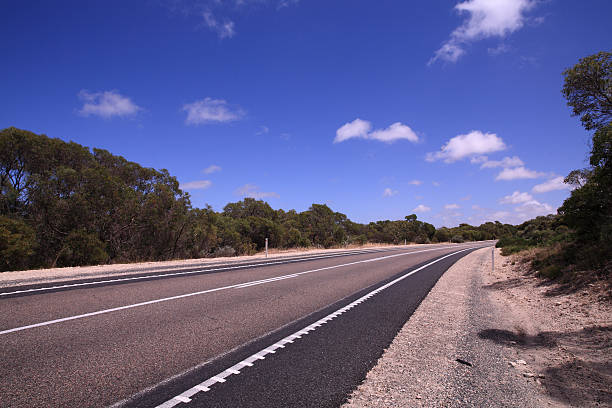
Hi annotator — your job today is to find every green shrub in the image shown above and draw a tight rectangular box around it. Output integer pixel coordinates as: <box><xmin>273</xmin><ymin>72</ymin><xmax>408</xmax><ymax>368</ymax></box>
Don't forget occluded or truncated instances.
<box><xmin>539</xmin><ymin>264</ymin><xmax>563</xmax><ymax>279</ymax></box>
<box><xmin>0</xmin><ymin>216</ymin><xmax>37</xmax><ymax>271</ymax></box>
<box><xmin>56</xmin><ymin>230</ymin><xmax>108</xmax><ymax>267</ymax></box>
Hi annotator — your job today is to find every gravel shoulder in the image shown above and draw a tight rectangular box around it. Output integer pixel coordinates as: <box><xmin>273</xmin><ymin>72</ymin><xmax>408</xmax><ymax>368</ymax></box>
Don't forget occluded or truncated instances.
<box><xmin>344</xmin><ymin>247</ymin><xmax>612</xmax><ymax>407</ymax></box>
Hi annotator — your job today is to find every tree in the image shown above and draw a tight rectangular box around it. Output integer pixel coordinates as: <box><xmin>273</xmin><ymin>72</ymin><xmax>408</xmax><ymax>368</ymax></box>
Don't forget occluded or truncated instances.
<box><xmin>0</xmin><ymin>216</ymin><xmax>36</xmax><ymax>271</ymax></box>
<box><xmin>558</xmin><ymin>51</ymin><xmax>612</xmax><ymax>272</ymax></box>
<box><xmin>562</xmin><ymin>51</ymin><xmax>612</xmax><ymax>131</ymax></box>
<box><xmin>560</xmin><ymin>124</ymin><xmax>612</xmax><ymax>243</ymax></box>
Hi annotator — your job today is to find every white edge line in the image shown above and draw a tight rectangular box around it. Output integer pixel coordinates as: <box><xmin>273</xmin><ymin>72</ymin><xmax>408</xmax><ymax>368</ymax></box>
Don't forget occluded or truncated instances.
<box><xmin>0</xmin><ymin>245</ymin><xmax>467</xmax><ymax>336</ymax></box>
<box><xmin>153</xmin><ymin>246</ymin><xmax>478</xmax><ymax>407</ymax></box>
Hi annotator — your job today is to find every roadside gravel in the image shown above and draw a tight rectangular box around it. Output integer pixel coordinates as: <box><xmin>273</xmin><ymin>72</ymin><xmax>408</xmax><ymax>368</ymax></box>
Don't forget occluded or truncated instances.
<box><xmin>345</xmin><ymin>246</ymin><xmax>611</xmax><ymax>407</ymax></box>
<box><xmin>344</xmin><ymin>247</ymin><xmax>553</xmax><ymax>407</ymax></box>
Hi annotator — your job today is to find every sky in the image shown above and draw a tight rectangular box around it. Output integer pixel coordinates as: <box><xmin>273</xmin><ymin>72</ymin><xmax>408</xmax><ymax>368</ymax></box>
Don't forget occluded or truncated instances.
<box><xmin>2</xmin><ymin>0</ymin><xmax>611</xmax><ymax>227</ymax></box>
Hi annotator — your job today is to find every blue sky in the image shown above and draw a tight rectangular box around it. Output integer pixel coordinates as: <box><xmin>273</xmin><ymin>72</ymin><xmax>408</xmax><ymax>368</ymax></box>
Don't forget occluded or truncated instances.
<box><xmin>2</xmin><ymin>0</ymin><xmax>611</xmax><ymax>227</ymax></box>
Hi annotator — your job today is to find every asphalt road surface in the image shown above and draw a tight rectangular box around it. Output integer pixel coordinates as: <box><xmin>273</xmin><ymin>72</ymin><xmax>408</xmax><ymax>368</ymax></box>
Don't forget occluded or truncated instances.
<box><xmin>0</xmin><ymin>243</ymin><xmax>491</xmax><ymax>407</ymax></box>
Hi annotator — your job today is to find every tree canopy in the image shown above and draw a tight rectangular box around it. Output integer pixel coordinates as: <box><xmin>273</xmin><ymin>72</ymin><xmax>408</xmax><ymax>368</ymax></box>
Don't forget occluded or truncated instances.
<box><xmin>497</xmin><ymin>50</ymin><xmax>612</xmax><ymax>282</ymax></box>
<box><xmin>562</xmin><ymin>51</ymin><xmax>612</xmax><ymax>131</ymax></box>
<box><xmin>559</xmin><ymin>50</ymin><xmax>612</xmax><ymax>251</ymax></box>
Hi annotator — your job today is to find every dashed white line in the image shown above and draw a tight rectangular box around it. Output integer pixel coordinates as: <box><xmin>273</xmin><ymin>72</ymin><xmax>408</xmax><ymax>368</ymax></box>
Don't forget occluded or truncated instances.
<box><xmin>173</xmin><ymin>396</ymin><xmax>191</xmax><ymax>403</ymax></box>
<box><xmin>0</xmin><ymin>246</ymin><xmax>465</xmax><ymax>336</ymax></box>
<box><xmin>154</xmin><ymin>246</ymin><xmax>477</xmax><ymax>407</ymax></box>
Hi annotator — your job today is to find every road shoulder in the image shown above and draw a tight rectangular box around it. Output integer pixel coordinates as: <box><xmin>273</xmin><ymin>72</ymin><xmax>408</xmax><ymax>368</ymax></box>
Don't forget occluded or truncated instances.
<box><xmin>344</xmin><ymin>247</ymin><xmax>560</xmax><ymax>407</ymax></box>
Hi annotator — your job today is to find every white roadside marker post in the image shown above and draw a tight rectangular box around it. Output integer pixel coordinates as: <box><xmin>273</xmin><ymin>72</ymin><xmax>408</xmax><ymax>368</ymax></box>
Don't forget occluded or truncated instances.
<box><xmin>492</xmin><ymin>246</ymin><xmax>494</xmax><ymax>272</ymax></box>
<box><xmin>265</xmin><ymin>238</ymin><xmax>269</xmax><ymax>258</ymax></box>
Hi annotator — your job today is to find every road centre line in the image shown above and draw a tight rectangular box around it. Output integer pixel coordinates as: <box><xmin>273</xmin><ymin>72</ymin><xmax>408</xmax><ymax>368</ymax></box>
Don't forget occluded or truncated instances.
<box><xmin>0</xmin><ymin>249</ymin><xmax>394</xmax><ymax>297</ymax></box>
<box><xmin>154</xmin><ymin>247</ymin><xmax>477</xmax><ymax>408</ymax></box>
<box><xmin>0</xmin><ymin>245</ymin><xmax>466</xmax><ymax>336</ymax></box>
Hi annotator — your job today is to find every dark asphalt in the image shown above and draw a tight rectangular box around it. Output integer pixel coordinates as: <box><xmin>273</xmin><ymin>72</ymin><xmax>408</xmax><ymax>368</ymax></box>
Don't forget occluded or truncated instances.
<box><xmin>0</xmin><ymin>243</ymin><xmax>490</xmax><ymax>408</ymax></box>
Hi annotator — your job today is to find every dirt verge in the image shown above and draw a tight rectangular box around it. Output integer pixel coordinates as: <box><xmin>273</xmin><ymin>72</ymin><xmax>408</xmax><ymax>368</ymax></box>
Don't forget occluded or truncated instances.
<box><xmin>344</xmin><ymin>247</ymin><xmax>611</xmax><ymax>407</ymax></box>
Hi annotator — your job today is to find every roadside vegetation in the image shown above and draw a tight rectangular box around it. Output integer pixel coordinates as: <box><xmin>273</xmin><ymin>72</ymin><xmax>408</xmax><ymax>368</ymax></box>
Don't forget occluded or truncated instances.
<box><xmin>0</xmin><ymin>126</ymin><xmax>514</xmax><ymax>271</ymax></box>
<box><xmin>497</xmin><ymin>51</ymin><xmax>611</xmax><ymax>286</ymax></box>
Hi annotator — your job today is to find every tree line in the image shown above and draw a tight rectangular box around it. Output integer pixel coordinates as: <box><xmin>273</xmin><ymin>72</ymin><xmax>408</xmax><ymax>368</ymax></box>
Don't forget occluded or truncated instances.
<box><xmin>0</xmin><ymin>127</ymin><xmax>512</xmax><ymax>271</ymax></box>
<box><xmin>497</xmin><ymin>50</ymin><xmax>611</xmax><ymax>282</ymax></box>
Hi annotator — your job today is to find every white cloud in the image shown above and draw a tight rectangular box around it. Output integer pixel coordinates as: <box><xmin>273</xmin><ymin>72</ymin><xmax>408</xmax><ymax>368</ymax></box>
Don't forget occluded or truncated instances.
<box><xmin>202</xmin><ymin>11</ymin><xmax>236</xmax><ymax>39</ymax></box>
<box><xmin>180</xmin><ymin>180</ymin><xmax>212</xmax><ymax>190</ymax></box>
<box><xmin>203</xmin><ymin>164</ymin><xmax>222</xmax><ymax>174</ymax></box>
<box><xmin>432</xmin><ymin>181</ymin><xmax>440</xmax><ymax>187</ymax></box>
<box><xmin>496</xmin><ymin>166</ymin><xmax>546</xmax><ymax>180</ymax></box>
<box><xmin>277</xmin><ymin>0</ymin><xmax>300</xmax><ymax>9</ymax></box>
<box><xmin>383</xmin><ymin>188</ymin><xmax>398</xmax><ymax>197</ymax></box>
<box><xmin>256</xmin><ymin>126</ymin><xmax>269</xmax><ymax>135</ymax></box>
<box><xmin>532</xmin><ymin>176</ymin><xmax>571</xmax><ymax>193</ymax></box>
<box><xmin>368</xmin><ymin>122</ymin><xmax>419</xmax><ymax>143</ymax></box>
<box><xmin>235</xmin><ymin>184</ymin><xmax>279</xmax><ymax>199</ymax></box>
<box><xmin>78</xmin><ymin>90</ymin><xmax>142</xmax><ymax>118</ymax></box>
<box><xmin>430</xmin><ymin>42</ymin><xmax>465</xmax><ymax>64</ymax></box>
<box><xmin>413</xmin><ymin>204</ymin><xmax>431</xmax><ymax>213</ymax></box>
<box><xmin>480</xmin><ymin>155</ymin><xmax>524</xmax><ymax>168</ymax></box>
<box><xmin>499</xmin><ymin>190</ymin><xmax>532</xmax><ymax>204</ymax></box>
<box><xmin>488</xmin><ymin>43</ymin><xmax>511</xmax><ymax>55</ymax></box>
<box><xmin>445</xmin><ymin>203</ymin><xmax>460</xmax><ymax>210</ymax></box>
<box><xmin>470</xmin><ymin>155</ymin><xmax>488</xmax><ymax>164</ymax></box>
<box><xmin>468</xmin><ymin>199</ymin><xmax>553</xmax><ymax>225</ymax></box>
<box><xmin>163</xmin><ymin>1</ymin><xmax>301</xmax><ymax>39</ymax></box>
<box><xmin>183</xmin><ymin>97</ymin><xmax>244</xmax><ymax>124</ymax></box>
<box><xmin>334</xmin><ymin>119</ymin><xmax>419</xmax><ymax>144</ymax></box>
<box><xmin>430</xmin><ymin>0</ymin><xmax>536</xmax><ymax>64</ymax></box>
<box><xmin>426</xmin><ymin>131</ymin><xmax>506</xmax><ymax>163</ymax></box>
<box><xmin>335</xmin><ymin>118</ymin><xmax>371</xmax><ymax>143</ymax></box>
<box><xmin>515</xmin><ymin>199</ymin><xmax>554</xmax><ymax>218</ymax></box>
<box><xmin>408</xmin><ymin>180</ymin><xmax>423</xmax><ymax>186</ymax></box>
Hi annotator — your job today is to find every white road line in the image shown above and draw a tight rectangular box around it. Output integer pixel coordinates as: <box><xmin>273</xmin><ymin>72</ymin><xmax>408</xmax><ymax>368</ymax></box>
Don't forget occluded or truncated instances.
<box><xmin>172</xmin><ymin>396</ymin><xmax>191</xmax><ymax>403</ymax></box>
<box><xmin>0</xmin><ymin>245</ymin><xmax>469</xmax><ymax>336</ymax></box>
<box><xmin>0</xmin><ymin>249</ymin><xmax>387</xmax><ymax>297</ymax></box>
<box><xmin>155</xmin><ymin>246</ymin><xmax>477</xmax><ymax>407</ymax></box>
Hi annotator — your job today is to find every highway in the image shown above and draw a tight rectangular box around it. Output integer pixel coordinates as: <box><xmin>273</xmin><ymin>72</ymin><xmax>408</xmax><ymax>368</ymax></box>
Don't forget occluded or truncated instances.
<box><xmin>0</xmin><ymin>243</ymin><xmax>492</xmax><ymax>407</ymax></box>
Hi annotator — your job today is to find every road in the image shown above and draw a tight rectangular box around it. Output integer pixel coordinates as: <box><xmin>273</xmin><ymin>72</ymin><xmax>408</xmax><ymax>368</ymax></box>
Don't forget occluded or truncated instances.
<box><xmin>0</xmin><ymin>243</ymin><xmax>491</xmax><ymax>407</ymax></box>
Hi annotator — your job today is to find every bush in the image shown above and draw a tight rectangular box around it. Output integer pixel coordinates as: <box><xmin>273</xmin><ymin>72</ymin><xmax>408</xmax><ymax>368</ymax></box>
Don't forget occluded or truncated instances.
<box><xmin>496</xmin><ymin>236</ymin><xmax>532</xmax><ymax>255</ymax></box>
<box><xmin>539</xmin><ymin>264</ymin><xmax>563</xmax><ymax>279</ymax></box>
<box><xmin>213</xmin><ymin>246</ymin><xmax>236</xmax><ymax>258</ymax></box>
<box><xmin>0</xmin><ymin>216</ymin><xmax>37</xmax><ymax>271</ymax></box>
<box><xmin>353</xmin><ymin>235</ymin><xmax>367</xmax><ymax>245</ymax></box>
<box><xmin>451</xmin><ymin>235</ymin><xmax>464</xmax><ymax>243</ymax></box>
<box><xmin>56</xmin><ymin>230</ymin><xmax>108</xmax><ymax>267</ymax></box>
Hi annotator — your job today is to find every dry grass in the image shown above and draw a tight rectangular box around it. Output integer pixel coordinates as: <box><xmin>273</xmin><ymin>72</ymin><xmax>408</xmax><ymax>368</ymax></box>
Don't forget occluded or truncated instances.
<box><xmin>505</xmin><ymin>246</ymin><xmax>612</xmax><ymax>301</ymax></box>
